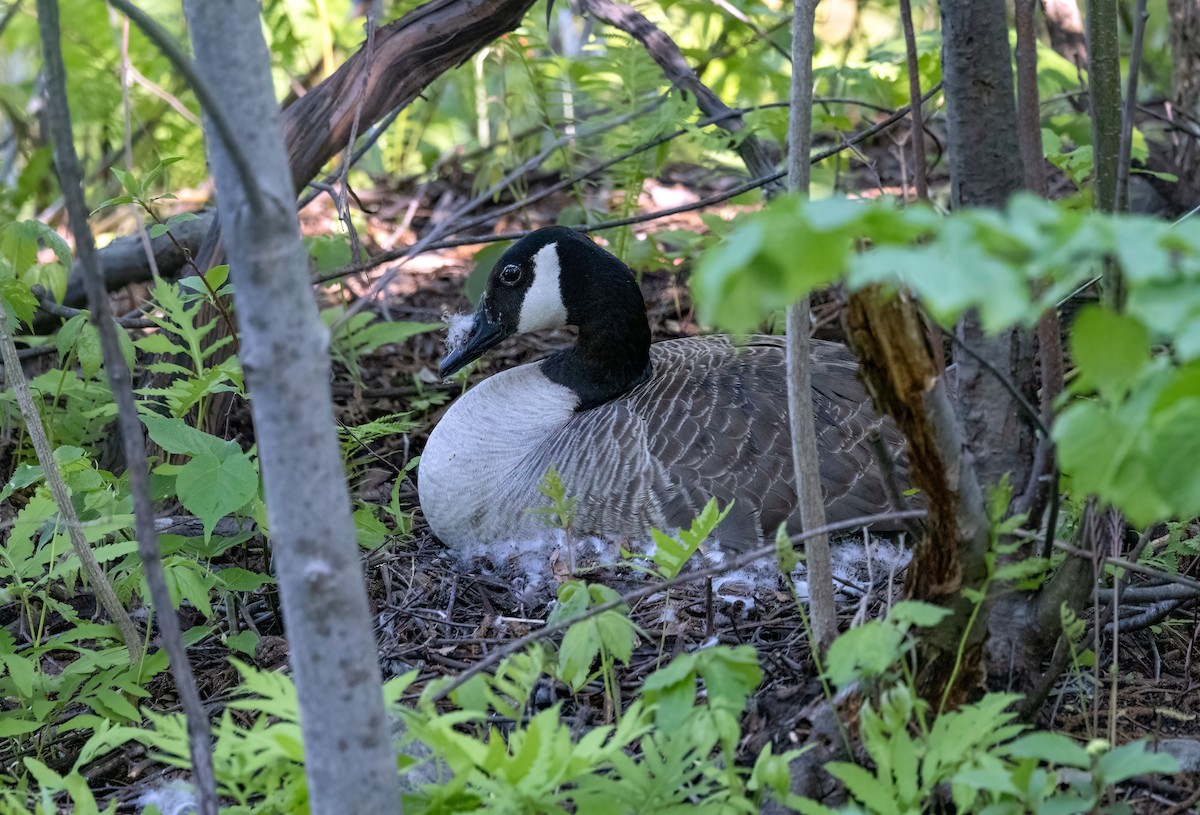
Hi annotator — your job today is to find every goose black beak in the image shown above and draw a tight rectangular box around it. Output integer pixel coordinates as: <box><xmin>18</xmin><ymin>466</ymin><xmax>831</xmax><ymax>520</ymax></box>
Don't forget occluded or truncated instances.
<box><xmin>439</xmin><ymin>309</ymin><xmax>508</xmax><ymax>379</ymax></box>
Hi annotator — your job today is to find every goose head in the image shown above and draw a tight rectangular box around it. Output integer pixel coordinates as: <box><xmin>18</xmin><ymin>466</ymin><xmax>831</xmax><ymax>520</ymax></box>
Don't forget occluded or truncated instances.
<box><xmin>439</xmin><ymin>227</ymin><xmax>651</xmax><ymax>397</ymax></box>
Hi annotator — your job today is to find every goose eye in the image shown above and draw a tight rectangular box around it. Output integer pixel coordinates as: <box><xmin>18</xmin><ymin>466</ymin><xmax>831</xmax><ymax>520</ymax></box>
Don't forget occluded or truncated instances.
<box><xmin>498</xmin><ymin>264</ymin><xmax>523</xmax><ymax>286</ymax></box>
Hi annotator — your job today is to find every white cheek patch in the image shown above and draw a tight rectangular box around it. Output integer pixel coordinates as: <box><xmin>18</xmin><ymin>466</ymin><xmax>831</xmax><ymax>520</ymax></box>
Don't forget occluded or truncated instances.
<box><xmin>517</xmin><ymin>242</ymin><xmax>568</xmax><ymax>333</ymax></box>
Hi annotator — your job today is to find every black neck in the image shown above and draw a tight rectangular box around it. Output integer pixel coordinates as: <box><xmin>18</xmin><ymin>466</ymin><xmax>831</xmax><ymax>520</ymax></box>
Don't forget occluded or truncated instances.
<box><xmin>539</xmin><ymin>242</ymin><xmax>652</xmax><ymax>410</ymax></box>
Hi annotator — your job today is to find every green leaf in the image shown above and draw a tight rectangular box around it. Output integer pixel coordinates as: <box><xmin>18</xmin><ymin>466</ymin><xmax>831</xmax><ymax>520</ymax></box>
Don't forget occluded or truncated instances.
<box><xmin>110</xmin><ymin>167</ymin><xmax>144</xmax><ymax>200</ymax></box>
<box><xmin>0</xmin><ymin>653</ymin><xmax>36</xmax><ymax>698</ymax></box>
<box><xmin>140</xmin><ymin>413</ymin><xmax>235</xmax><ymax>458</ymax></box>
<box><xmin>697</xmin><ymin>645</ymin><xmax>761</xmax><ymax>713</ymax></box>
<box><xmin>887</xmin><ymin>600</ymin><xmax>952</xmax><ymax>629</ymax></box>
<box><xmin>1093</xmin><ymin>741</ymin><xmax>1181</xmax><ymax>784</ymax></box>
<box><xmin>823</xmin><ymin>620</ymin><xmax>905</xmax><ymax>688</ymax></box>
<box><xmin>1005</xmin><ymin>731</ymin><xmax>1091</xmax><ymax>768</ymax></box>
<box><xmin>1147</xmin><ymin>397</ymin><xmax>1200</xmax><ymax>517</ymax></box>
<box><xmin>226</xmin><ymin>628</ymin><xmax>262</xmax><ymax>657</ymax></box>
<box><xmin>212</xmin><ymin>567</ymin><xmax>273</xmax><ymax>592</ymax></box>
<box><xmin>0</xmin><ymin>279</ymin><xmax>39</xmax><ymax>328</ymax></box>
<box><xmin>1070</xmin><ymin>307</ymin><xmax>1151</xmax><ymax>399</ymax></box>
<box><xmin>133</xmin><ymin>332</ymin><xmax>182</xmax><ymax>355</ymax></box>
<box><xmin>827</xmin><ymin>761</ymin><xmax>899</xmax><ymax>815</ymax></box>
<box><xmin>175</xmin><ymin>450</ymin><xmax>258</xmax><ymax>541</ymax></box>
<box><xmin>0</xmin><ymin>718</ymin><xmax>44</xmax><ymax>737</ymax></box>
<box><xmin>91</xmin><ymin>195</ymin><xmax>135</xmax><ymax>213</ymax></box>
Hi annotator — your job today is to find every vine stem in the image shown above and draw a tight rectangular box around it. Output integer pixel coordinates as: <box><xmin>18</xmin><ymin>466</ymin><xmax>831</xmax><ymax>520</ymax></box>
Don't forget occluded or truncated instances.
<box><xmin>35</xmin><ymin>1</ymin><xmax>218</xmax><ymax>810</ymax></box>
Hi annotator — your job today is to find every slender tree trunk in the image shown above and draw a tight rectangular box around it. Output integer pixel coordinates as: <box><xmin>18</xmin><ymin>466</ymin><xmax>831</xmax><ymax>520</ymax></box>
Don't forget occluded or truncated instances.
<box><xmin>183</xmin><ymin>1</ymin><xmax>402</xmax><ymax>812</ymax></box>
<box><xmin>1088</xmin><ymin>0</ymin><xmax>1123</xmax><ymax>215</ymax></box>
<box><xmin>939</xmin><ymin>0</ymin><xmax>1034</xmax><ymax>493</ymax></box>
<box><xmin>786</xmin><ymin>0</ymin><xmax>836</xmax><ymax>652</ymax></box>
<box><xmin>1169</xmin><ymin>0</ymin><xmax>1200</xmax><ymax>206</ymax></box>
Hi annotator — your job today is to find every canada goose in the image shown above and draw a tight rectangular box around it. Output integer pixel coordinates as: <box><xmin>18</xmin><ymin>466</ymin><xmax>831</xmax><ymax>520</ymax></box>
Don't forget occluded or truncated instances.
<box><xmin>418</xmin><ymin>226</ymin><xmax>911</xmax><ymax>553</ymax></box>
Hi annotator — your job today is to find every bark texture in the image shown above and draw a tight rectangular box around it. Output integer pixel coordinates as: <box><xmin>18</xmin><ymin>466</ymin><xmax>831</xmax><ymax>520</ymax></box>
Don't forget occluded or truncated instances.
<box><xmin>939</xmin><ymin>0</ymin><xmax>1034</xmax><ymax>493</ymax></box>
<box><xmin>1169</xmin><ymin>0</ymin><xmax>1200</xmax><ymax>206</ymax></box>
<box><xmin>1088</xmin><ymin>0</ymin><xmax>1123</xmax><ymax>214</ymax></box>
<box><xmin>784</xmin><ymin>0</ymin><xmax>836</xmax><ymax>651</ymax></box>
<box><xmin>843</xmin><ymin>289</ymin><xmax>991</xmax><ymax>708</ymax></box>
<box><xmin>185</xmin><ymin>1</ymin><xmax>401</xmax><ymax>811</ymax></box>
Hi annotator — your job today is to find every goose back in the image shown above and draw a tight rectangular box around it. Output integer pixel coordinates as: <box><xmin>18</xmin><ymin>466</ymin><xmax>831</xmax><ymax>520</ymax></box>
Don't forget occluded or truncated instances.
<box><xmin>419</xmin><ymin>334</ymin><xmax>907</xmax><ymax>551</ymax></box>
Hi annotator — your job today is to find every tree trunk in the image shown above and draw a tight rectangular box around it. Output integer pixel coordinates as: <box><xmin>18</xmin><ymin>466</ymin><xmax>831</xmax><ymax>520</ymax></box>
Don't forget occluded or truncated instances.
<box><xmin>785</xmin><ymin>0</ymin><xmax>836</xmax><ymax>651</ymax></box>
<box><xmin>939</xmin><ymin>0</ymin><xmax>1035</xmax><ymax>493</ymax></box>
<box><xmin>184</xmin><ymin>1</ymin><xmax>402</xmax><ymax>812</ymax></box>
<box><xmin>1169</xmin><ymin>0</ymin><xmax>1200</xmax><ymax>205</ymax></box>
<box><xmin>843</xmin><ymin>289</ymin><xmax>992</xmax><ymax>708</ymax></box>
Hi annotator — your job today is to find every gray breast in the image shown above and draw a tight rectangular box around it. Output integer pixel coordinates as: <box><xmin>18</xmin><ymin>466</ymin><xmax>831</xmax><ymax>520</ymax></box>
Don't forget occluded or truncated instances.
<box><xmin>418</xmin><ymin>335</ymin><xmax>910</xmax><ymax>552</ymax></box>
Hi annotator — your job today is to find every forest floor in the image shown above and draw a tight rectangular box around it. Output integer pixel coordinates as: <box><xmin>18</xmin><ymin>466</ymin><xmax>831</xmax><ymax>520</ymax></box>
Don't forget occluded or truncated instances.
<box><xmin>24</xmin><ymin>144</ymin><xmax>1200</xmax><ymax>810</ymax></box>
<box><xmin>309</xmin><ymin>162</ymin><xmax>1199</xmax><ymax>810</ymax></box>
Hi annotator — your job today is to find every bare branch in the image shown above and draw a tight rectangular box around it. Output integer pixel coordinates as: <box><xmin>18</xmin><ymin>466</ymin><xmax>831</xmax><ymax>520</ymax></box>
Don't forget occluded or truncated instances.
<box><xmin>898</xmin><ymin>0</ymin><xmax>929</xmax><ymax>201</ymax></box>
<box><xmin>580</xmin><ymin>0</ymin><xmax>785</xmax><ymax>197</ymax></box>
<box><xmin>1116</xmin><ymin>0</ymin><xmax>1150</xmax><ymax>212</ymax></box>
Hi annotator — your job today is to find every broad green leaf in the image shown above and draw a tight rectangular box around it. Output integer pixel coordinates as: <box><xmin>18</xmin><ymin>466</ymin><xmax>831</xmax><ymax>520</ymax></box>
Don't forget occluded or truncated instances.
<box><xmin>212</xmin><ymin>567</ymin><xmax>273</xmax><ymax>592</ymax></box>
<box><xmin>1148</xmin><ymin>397</ymin><xmax>1200</xmax><ymax>517</ymax></box>
<box><xmin>1005</xmin><ymin>731</ymin><xmax>1090</xmax><ymax>768</ymax></box>
<box><xmin>823</xmin><ymin>620</ymin><xmax>905</xmax><ymax>688</ymax></box>
<box><xmin>0</xmin><ymin>653</ymin><xmax>35</xmax><ymax>698</ymax></box>
<box><xmin>0</xmin><ymin>718</ymin><xmax>46</xmax><ymax>737</ymax></box>
<box><xmin>1094</xmin><ymin>741</ymin><xmax>1181</xmax><ymax>784</ymax></box>
<box><xmin>887</xmin><ymin>600</ymin><xmax>952</xmax><ymax>629</ymax></box>
<box><xmin>175</xmin><ymin>450</ymin><xmax>258</xmax><ymax>541</ymax></box>
<box><xmin>1070</xmin><ymin>307</ymin><xmax>1151</xmax><ymax>399</ymax></box>
<box><xmin>140</xmin><ymin>413</ymin><xmax>235</xmax><ymax>458</ymax></box>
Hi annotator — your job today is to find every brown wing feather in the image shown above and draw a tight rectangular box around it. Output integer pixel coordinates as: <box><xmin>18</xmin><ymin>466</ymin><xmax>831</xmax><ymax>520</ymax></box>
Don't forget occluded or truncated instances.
<box><xmin>521</xmin><ymin>336</ymin><xmax>911</xmax><ymax>551</ymax></box>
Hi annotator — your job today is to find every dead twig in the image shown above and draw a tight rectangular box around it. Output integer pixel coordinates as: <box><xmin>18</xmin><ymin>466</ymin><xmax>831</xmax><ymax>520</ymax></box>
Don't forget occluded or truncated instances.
<box><xmin>428</xmin><ymin>509</ymin><xmax>927</xmax><ymax>702</ymax></box>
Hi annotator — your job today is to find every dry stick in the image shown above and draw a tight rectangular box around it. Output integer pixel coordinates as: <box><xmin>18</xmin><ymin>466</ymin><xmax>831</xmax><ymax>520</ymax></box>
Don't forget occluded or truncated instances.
<box><xmin>335</xmin><ymin>9</ymin><xmax>379</xmax><ymax>266</ymax></box>
<box><xmin>897</xmin><ymin>0</ymin><xmax>929</xmax><ymax>201</ymax></box>
<box><xmin>36</xmin><ymin>3</ymin><xmax>219</xmax><ymax>812</ymax></box>
<box><xmin>1116</xmin><ymin>0</ymin><xmax>1149</xmax><ymax>213</ymax></box>
<box><xmin>0</xmin><ymin>311</ymin><xmax>141</xmax><ymax>655</ymax></box>
<box><xmin>34</xmin><ymin>288</ymin><xmax>156</xmax><ymax>329</ymax></box>
<box><xmin>320</xmin><ymin>83</ymin><xmax>944</xmax><ymax>283</ymax></box>
<box><xmin>580</xmin><ymin>0</ymin><xmax>785</xmax><ymax>198</ymax></box>
<box><xmin>708</xmin><ymin>0</ymin><xmax>791</xmax><ymax>61</ymax></box>
<box><xmin>1014</xmin><ymin>0</ymin><xmax>1049</xmax><ymax>197</ymax></box>
<box><xmin>786</xmin><ymin>0</ymin><xmax>836</xmax><ymax>653</ymax></box>
<box><xmin>428</xmin><ymin>509</ymin><xmax>928</xmax><ymax>702</ymax></box>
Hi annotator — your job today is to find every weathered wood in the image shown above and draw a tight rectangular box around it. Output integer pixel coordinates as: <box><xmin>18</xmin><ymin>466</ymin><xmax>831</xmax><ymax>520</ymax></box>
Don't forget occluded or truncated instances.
<box><xmin>56</xmin><ymin>0</ymin><xmax>537</xmax><ymax>307</ymax></box>
<box><xmin>843</xmin><ymin>288</ymin><xmax>991</xmax><ymax>708</ymax></box>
